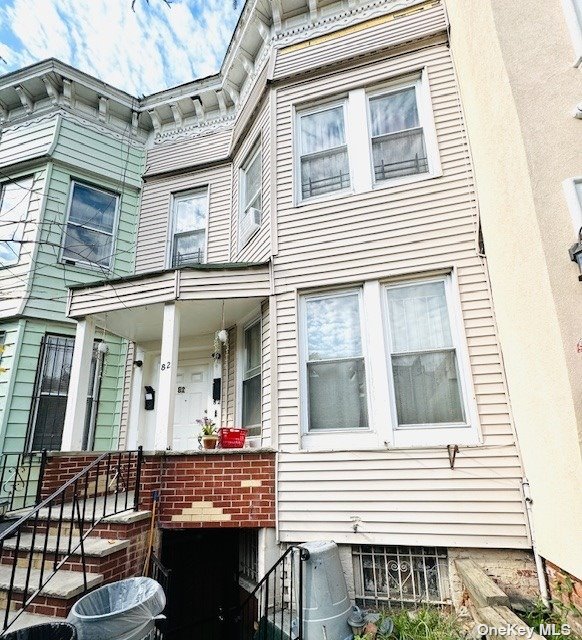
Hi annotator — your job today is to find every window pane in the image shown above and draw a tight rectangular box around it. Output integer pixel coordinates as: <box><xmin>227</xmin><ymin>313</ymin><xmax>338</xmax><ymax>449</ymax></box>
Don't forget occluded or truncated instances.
<box><xmin>62</xmin><ymin>225</ymin><xmax>112</xmax><ymax>266</ymax></box>
<box><xmin>245</xmin><ymin>322</ymin><xmax>261</xmax><ymax>375</ymax></box>
<box><xmin>373</xmin><ymin>129</ymin><xmax>428</xmax><ymax>180</ymax></box>
<box><xmin>301</xmin><ymin>106</ymin><xmax>346</xmax><ymax>155</ymax></box>
<box><xmin>370</xmin><ymin>88</ymin><xmax>419</xmax><ymax>137</ymax></box>
<box><xmin>301</xmin><ymin>148</ymin><xmax>350</xmax><ymax>199</ymax></box>
<box><xmin>0</xmin><ymin>179</ymin><xmax>33</xmax><ymax>266</ymax></box>
<box><xmin>242</xmin><ymin>375</ymin><xmax>261</xmax><ymax>428</ymax></box>
<box><xmin>173</xmin><ymin>230</ymin><xmax>205</xmax><ymax>266</ymax></box>
<box><xmin>387</xmin><ymin>281</ymin><xmax>453</xmax><ymax>352</ymax></box>
<box><xmin>308</xmin><ymin>359</ymin><xmax>368</xmax><ymax>430</ymax></box>
<box><xmin>392</xmin><ymin>350</ymin><xmax>465</xmax><ymax>425</ymax></box>
<box><xmin>174</xmin><ymin>193</ymin><xmax>206</xmax><ymax>234</ymax></box>
<box><xmin>306</xmin><ymin>293</ymin><xmax>362</xmax><ymax>361</ymax></box>
<box><xmin>69</xmin><ymin>183</ymin><xmax>117</xmax><ymax>233</ymax></box>
<box><xmin>0</xmin><ymin>241</ymin><xmax>19</xmax><ymax>265</ymax></box>
<box><xmin>244</xmin><ymin>153</ymin><xmax>261</xmax><ymax>210</ymax></box>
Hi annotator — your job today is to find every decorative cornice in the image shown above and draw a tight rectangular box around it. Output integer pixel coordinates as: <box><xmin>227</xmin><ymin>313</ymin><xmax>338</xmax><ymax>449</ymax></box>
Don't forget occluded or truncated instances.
<box><xmin>153</xmin><ymin>114</ymin><xmax>236</xmax><ymax>145</ymax></box>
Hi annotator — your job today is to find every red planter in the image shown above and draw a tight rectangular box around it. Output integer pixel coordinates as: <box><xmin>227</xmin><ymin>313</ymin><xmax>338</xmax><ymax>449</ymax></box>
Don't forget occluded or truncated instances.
<box><xmin>219</xmin><ymin>428</ymin><xmax>247</xmax><ymax>448</ymax></box>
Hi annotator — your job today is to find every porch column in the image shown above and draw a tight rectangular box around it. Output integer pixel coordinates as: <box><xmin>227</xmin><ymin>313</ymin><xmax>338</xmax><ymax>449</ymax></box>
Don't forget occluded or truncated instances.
<box><xmin>61</xmin><ymin>317</ymin><xmax>96</xmax><ymax>451</ymax></box>
<box><xmin>155</xmin><ymin>302</ymin><xmax>181</xmax><ymax>450</ymax></box>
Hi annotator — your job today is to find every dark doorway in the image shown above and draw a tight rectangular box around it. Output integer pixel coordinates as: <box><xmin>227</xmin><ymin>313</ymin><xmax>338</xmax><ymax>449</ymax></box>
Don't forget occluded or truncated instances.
<box><xmin>161</xmin><ymin>528</ymin><xmax>242</xmax><ymax>640</ymax></box>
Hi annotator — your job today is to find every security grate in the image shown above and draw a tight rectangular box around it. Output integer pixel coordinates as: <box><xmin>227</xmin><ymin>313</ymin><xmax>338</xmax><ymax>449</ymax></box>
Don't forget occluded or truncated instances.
<box><xmin>352</xmin><ymin>545</ymin><xmax>450</xmax><ymax>608</ymax></box>
<box><xmin>239</xmin><ymin>529</ymin><xmax>259</xmax><ymax>584</ymax></box>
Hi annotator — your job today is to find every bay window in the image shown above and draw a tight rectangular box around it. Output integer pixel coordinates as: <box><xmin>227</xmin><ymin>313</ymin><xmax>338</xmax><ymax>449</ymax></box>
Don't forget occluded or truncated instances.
<box><xmin>0</xmin><ymin>177</ymin><xmax>33</xmax><ymax>267</ymax></box>
<box><xmin>303</xmin><ymin>289</ymin><xmax>368</xmax><ymax>431</ymax></box>
<box><xmin>369</xmin><ymin>82</ymin><xmax>428</xmax><ymax>182</ymax></box>
<box><xmin>62</xmin><ymin>182</ymin><xmax>119</xmax><ymax>269</ymax></box>
<box><xmin>297</xmin><ymin>102</ymin><xmax>350</xmax><ymax>201</ymax></box>
<box><xmin>169</xmin><ymin>189</ymin><xmax>208</xmax><ymax>268</ymax></box>
<box><xmin>239</xmin><ymin>144</ymin><xmax>262</xmax><ymax>247</ymax></box>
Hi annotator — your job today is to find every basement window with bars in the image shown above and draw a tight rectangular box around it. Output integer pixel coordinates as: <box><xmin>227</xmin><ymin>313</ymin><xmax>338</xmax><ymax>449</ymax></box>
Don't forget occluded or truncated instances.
<box><xmin>239</xmin><ymin>529</ymin><xmax>259</xmax><ymax>586</ymax></box>
<box><xmin>352</xmin><ymin>545</ymin><xmax>450</xmax><ymax>608</ymax></box>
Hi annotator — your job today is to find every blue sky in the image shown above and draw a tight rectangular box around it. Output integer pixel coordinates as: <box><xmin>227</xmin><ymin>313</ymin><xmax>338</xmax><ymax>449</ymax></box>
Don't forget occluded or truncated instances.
<box><xmin>0</xmin><ymin>0</ymin><xmax>243</xmax><ymax>95</ymax></box>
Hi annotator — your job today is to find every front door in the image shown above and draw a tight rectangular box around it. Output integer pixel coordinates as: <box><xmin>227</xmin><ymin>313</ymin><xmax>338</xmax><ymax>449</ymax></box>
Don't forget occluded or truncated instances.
<box><xmin>173</xmin><ymin>358</ymin><xmax>212</xmax><ymax>451</ymax></box>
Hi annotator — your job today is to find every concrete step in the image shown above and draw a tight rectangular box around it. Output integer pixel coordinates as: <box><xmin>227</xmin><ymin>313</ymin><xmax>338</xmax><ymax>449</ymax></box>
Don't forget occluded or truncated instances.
<box><xmin>0</xmin><ymin>564</ymin><xmax>103</xmax><ymax>600</ymax></box>
<box><xmin>0</xmin><ymin>608</ymin><xmax>62</xmax><ymax>631</ymax></box>
<box><xmin>3</xmin><ymin>534</ymin><xmax>129</xmax><ymax>558</ymax></box>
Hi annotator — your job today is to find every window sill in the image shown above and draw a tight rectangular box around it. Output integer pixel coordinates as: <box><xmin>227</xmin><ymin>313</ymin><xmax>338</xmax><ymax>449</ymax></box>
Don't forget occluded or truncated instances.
<box><xmin>295</xmin><ymin>187</ymin><xmax>354</xmax><ymax>208</ymax></box>
<box><xmin>392</xmin><ymin>424</ymin><xmax>481</xmax><ymax>448</ymax></box>
<box><xmin>58</xmin><ymin>259</ymin><xmax>113</xmax><ymax>275</ymax></box>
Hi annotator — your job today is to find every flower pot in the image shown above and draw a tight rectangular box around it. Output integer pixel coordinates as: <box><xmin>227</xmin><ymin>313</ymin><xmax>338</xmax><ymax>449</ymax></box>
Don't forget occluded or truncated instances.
<box><xmin>201</xmin><ymin>435</ymin><xmax>219</xmax><ymax>450</ymax></box>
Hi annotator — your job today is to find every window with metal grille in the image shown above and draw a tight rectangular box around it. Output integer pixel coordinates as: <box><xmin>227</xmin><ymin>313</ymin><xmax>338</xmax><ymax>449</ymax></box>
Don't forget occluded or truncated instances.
<box><xmin>28</xmin><ymin>335</ymin><xmax>99</xmax><ymax>452</ymax></box>
<box><xmin>239</xmin><ymin>529</ymin><xmax>259</xmax><ymax>585</ymax></box>
<box><xmin>352</xmin><ymin>545</ymin><xmax>450</xmax><ymax>608</ymax></box>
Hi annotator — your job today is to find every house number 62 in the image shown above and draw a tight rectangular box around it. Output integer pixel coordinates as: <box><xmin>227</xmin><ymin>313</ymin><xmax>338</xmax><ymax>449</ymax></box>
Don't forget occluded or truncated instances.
<box><xmin>160</xmin><ymin>362</ymin><xmax>171</xmax><ymax>371</ymax></box>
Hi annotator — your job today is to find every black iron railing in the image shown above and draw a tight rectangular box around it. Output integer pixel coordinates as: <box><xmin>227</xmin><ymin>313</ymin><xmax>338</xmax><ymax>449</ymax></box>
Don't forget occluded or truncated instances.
<box><xmin>0</xmin><ymin>448</ymin><xmax>143</xmax><ymax>632</ymax></box>
<box><xmin>170</xmin><ymin>545</ymin><xmax>308</xmax><ymax>639</ymax></box>
<box><xmin>150</xmin><ymin>553</ymin><xmax>171</xmax><ymax>640</ymax></box>
<box><xmin>0</xmin><ymin>451</ymin><xmax>47</xmax><ymax>513</ymax></box>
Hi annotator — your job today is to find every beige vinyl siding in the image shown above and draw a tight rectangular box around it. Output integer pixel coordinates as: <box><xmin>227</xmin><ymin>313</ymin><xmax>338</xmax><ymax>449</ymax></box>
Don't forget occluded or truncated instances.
<box><xmin>69</xmin><ymin>265</ymin><xmax>271</xmax><ymax>317</ymax></box>
<box><xmin>117</xmin><ymin>340</ymin><xmax>135</xmax><ymax>450</ymax></box>
<box><xmin>231</xmin><ymin>96</ymin><xmax>272</xmax><ymax>264</ymax></box>
<box><xmin>0</xmin><ymin>116</ymin><xmax>58</xmax><ymax>167</ymax></box>
<box><xmin>260</xmin><ymin>299</ymin><xmax>271</xmax><ymax>445</ymax></box>
<box><xmin>135</xmin><ymin>165</ymin><xmax>232</xmax><ymax>273</ymax></box>
<box><xmin>273</xmin><ymin>2</ymin><xmax>446</xmax><ymax>81</ymax></box>
<box><xmin>273</xmin><ymin>42</ymin><xmax>528</xmax><ymax>548</ymax></box>
<box><xmin>0</xmin><ymin>169</ymin><xmax>47</xmax><ymax>318</ymax></box>
<box><xmin>145</xmin><ymin>128</ymin><xmax>232</xmax><ymax>176</ymax></box>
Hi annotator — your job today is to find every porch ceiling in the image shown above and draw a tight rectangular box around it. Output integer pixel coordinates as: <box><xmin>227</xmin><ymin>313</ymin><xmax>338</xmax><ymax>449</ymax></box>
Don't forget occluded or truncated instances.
<box><xmin>89</xmin><ymin>297</ymin><xmax>263</xmax><ymax>342</ymax></box>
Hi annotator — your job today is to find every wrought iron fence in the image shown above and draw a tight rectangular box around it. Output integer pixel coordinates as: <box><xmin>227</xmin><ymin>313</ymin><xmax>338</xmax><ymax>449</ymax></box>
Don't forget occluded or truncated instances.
<box><xmin>0</xmin><ymin>450</ymin><xmax>47</xmax><ymax>513</ymax></box>
<box><xmin>150</xmin><ymin>553</ymin><xmax>171</xmax><ymax>640</ymax></box>
<box><xmin>0</xmin><ymin>448</ymin><xmax>143</xmax><ymax>632</ymax></box>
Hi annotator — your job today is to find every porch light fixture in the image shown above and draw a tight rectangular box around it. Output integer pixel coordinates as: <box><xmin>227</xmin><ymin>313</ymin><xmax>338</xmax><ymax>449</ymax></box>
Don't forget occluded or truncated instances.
<box><xmin>569</xmin><ymin>228</ymin><xmax>582</xmax><ymax>278</ymax></box>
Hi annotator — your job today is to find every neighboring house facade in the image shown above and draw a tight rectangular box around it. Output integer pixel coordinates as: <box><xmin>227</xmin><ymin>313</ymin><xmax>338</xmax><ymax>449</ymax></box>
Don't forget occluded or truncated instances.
<box><xmin>0</xmin><ymin>61</ymin><xmax>147</xmax><ymax>456</ymax></box>
<box><xmin>445</xmin><ymin>0</ymin><xmax>582</xmax><ymax>606</ymax></box>
<box><xmin>63</xmin><ymin>0</ymin><xmax>545</xmax><ymax>613</ymax></box>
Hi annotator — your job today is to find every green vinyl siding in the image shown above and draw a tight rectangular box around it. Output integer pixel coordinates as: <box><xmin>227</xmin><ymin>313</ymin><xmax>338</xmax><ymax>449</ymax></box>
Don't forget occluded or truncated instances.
<box><xmin>0</xmin><ymin>319</ymin><xmax>126</xmax><ymax>453</ymax></box>
<box><xmin>0</xmin><ymin>321</ymin><xmax>22</xmax><ymax>451</ymax></box>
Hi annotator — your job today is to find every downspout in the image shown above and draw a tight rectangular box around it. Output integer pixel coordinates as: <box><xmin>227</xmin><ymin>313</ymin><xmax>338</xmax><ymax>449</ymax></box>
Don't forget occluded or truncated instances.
<box><xmin>522</xmin><ymin>478</ymin><xmax>550</xmax><ymax>607</ymax></box>
<box><xmin>85</xmin><ymin>342</ymin><xmax>108</xmax><ymax>451</ymax></box>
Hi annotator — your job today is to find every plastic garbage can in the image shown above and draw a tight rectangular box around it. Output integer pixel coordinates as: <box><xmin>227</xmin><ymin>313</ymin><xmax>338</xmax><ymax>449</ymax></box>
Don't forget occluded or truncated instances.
<box><xmin>1</xmin><ymin>622</ymin><xmax>77</xmax><ymax>640</ymax></box>
<box><xmin>67</xmin><ymin>577</ymin><xmax>165</xmax><ymax>640</ymax></box>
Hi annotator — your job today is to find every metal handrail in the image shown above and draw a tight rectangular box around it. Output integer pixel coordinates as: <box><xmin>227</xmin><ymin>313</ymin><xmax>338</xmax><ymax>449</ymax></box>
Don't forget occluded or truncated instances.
<box><xmin>0</xmin><ymin>447</ymin><xmax>143</xmax><ymax>632</ymax></box>
<box><xmin>0</xmin><ymin>451</ymin><xmax>47</xmax><ymax>514</ymax></box>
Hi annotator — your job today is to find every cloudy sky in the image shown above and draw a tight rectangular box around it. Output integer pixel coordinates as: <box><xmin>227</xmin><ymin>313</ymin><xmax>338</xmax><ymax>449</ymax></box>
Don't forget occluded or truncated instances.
<box><xmin>0</xmin><ymin>0</ymin><xmax>243</xmax><ymax>96</ymax></box>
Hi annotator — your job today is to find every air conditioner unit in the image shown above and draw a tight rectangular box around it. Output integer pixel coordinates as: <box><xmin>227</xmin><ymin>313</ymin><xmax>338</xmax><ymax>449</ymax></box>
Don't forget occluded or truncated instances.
<box><xmin>240</xmin><ymin>207</ymin><xmax>261</xmax><ymax>245</ymax></box>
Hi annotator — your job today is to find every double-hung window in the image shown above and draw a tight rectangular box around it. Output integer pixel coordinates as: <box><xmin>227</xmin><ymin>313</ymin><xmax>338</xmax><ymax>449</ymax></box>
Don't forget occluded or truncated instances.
<box><xmin>369</xmin><ymin>81</ymin><xmax>429</xmax><ymax>182</ymax></box>
<box><xmin>169</xmin><ymin>189</ymin><xmax>208</xmax><ymax>268</ymax></box>
<box><xmin>303</xmin><ymin>289</ymin><xmax>368</xmax><ymax>431</ymax></box>
<box><xmin>297</xmin><ymin>102</ymin><xmax>350</xmax><ymax>201</ymax></box>
<box><xmin>0</xmin><ymin>177</ymin><xmax>33</xmax><ymax>267</ymax></box>
<box><xmin>385</xmin><ymin>279</ymin><xmax>466</xmax><ymax>431</ymax></box>
<box><xmin>242</xmin><ymin>319</ymin><xmax>261</xmax><ymax>436</ymax></box>
<box><xmin>239</xmin><ymin>145</ymin><xmax>262</xmax><ymax>247</ymax></box>
<box><xmin>62</xmin><ymin>182</ymin><xmax>119</xmax><ymax>269</ymax></box>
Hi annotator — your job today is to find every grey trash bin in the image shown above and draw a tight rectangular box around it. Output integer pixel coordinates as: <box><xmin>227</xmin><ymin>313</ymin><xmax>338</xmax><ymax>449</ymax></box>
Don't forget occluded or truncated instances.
<box><xmin>1</xmin><ymin>622</ymin><xmax>77</xmax><ymax>640</ymax></box>
<box><xmin>67</xmin><ymin>577</ymin><xmax>165</xmax><ymax>640</ymax></box>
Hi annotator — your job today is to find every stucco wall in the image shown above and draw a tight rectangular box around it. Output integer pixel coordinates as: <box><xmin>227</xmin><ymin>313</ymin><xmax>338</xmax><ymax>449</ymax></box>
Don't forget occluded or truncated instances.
<box><xmin>445</xmin><ymin>0</ymin><xmax>582</xmax><ymax>578</ymax></box>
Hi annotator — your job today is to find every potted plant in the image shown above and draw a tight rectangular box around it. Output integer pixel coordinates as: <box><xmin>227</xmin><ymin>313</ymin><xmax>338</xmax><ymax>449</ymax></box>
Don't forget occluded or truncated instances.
<box><xmin>197</xmin><ymin>416</ymin><xmax>219</xmax><ymax>450</ymax></box>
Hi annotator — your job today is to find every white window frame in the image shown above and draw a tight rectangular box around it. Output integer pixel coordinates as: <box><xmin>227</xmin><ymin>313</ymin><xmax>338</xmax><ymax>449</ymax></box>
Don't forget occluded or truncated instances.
<box><xmin>60</xmin><ymin>180</ymin><xmax>120</xmax><ymax>272</ymax></box>
<box><xmin>563</xmin><ymin>177</ymin><xmax>582</xmax><ymax>235</ymax></box>
<box><xmin>299</xmin><ymin>286</ymin><xmax>381</xmax><ymax>450</ymax></box>
<box><xmin>236</xmin><ymin>310</ymin><xmax>263</xmax><ymax>442</ymax></box>
<box><xmin>561</xmin><ymin>0</ymin><xmax>582</xmax><ymax>67</ymax></box>
<box><xmin>382</xmin><ymin>274</ymin><xmax>480</xmax><ymax>448</ymax></box>
<box><xmin>238</xmin><ymin>142</ymin><xmax>262</xmax><ymax>249</ymax></box>
<box><xmin>0</xmin><ymin>176</ymin><xmax>34</xmax><ymax>269</ymax></box>
<box><xmin>366</xmin><ymin>71</ymin><xmax>441</xmax><ymax>190</ymax></box>
<box><xmin>166</xmin><ymin>187</ymin><xmax>209</xmax><ymax>269</ymax></box>
<box><xmin>294</xmin><ymin>98</ymin><xmax>353</xmax><ymax>205</ymax></box>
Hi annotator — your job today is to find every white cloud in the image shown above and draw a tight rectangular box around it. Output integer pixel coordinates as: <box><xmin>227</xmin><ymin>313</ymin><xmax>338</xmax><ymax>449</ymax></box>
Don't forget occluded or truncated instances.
<box><xmin>0</xmin><ymin>0</ymin><xmax>242</xmax><ymax>95</ymax></box>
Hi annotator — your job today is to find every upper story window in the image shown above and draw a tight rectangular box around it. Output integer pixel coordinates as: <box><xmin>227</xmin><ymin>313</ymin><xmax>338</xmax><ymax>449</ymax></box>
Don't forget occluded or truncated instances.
<box><xmin>169</xmin><ymin>189</ymin><xmax>208</xmax><ymax>268</ymax></box>
<box><xmin>239</xmin><ymin>145</ymin><xmax>262</xmax><ymax>247</ymax></box>
<box><xmin>242</xmin><ymin>319</ymin><xmax>261</xmax><ymax>436</ymax></box>
<box><xmin>0</xmin><ymin>177</ymin><xmax>33</xmax><ymax>268</ymax></box>
<box><xmin>303</xmin><ymin>289</ymin><xmax>368</xmax><ymax>431</ymax></box>
<box><xmin>369</xmin><ymin>82</ymin><xmax>428</xmax><ymax>182</ymax></box>
<box><xmin>561</xmin><ymin>0</ymin><xmax>582</xmax><ymax>66</ymax></box>
<box><xmin>294</xmin><ymin>72</ymin><xmax>439</xmax><ymax>205</ymax></box>
<box><xmin>62</xmin><ymin>182</ymin><xmax>119</xmax><ymax>269</ymax></box>
<box><xmin>297</xmin><ymin>102</ymin><xmax>350</xmax><ymax>201</ymax></box>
